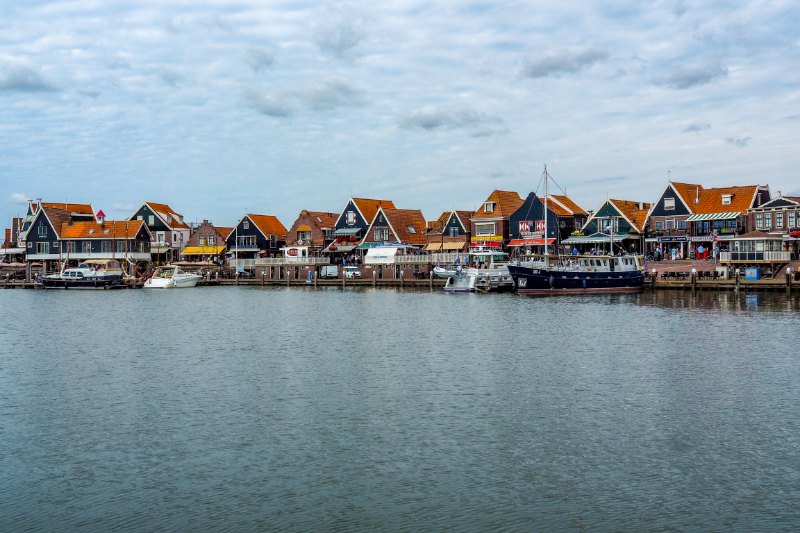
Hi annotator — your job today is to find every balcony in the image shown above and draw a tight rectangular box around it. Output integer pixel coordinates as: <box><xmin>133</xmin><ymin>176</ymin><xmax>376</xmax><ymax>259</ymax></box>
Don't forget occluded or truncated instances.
<box><xmin>720</xmin><ymin>251</ymin><xmax>791</xmax><ymax>263</ymax></box>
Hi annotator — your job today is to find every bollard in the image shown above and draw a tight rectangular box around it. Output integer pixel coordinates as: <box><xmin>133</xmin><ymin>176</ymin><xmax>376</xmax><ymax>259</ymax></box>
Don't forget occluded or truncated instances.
<box><xmin>314</xmin><ymin>270</ymin><xmax>317</xmax><ymax>288</ymax></box>
<box><xmin>691</xmin><ymin>268</ymin><xmax>697</xmax><ymax>290</ymax></box>
<box><xmin>787</xmin><ymin>267</ymin><xmax>792</xmax><ymax>291</ymax></box>
<box><xmin>429</xmin><ymin>270</ymin><xmax>434</xmax><ymax>290</ymax></box>
<box><xmin>734</xmin><ymin>268</ymin><xmax>740</xmax><ymax>290</ymax></box>
<box><xmin>651</xmin><ymin>268</ymin><xmax>657</xmax><ymax>290</ymax></box>
<box><xmin>400</xmin><ymin>269</ymin><xmax>404</xmax><ymax>289</ymax></box>
<box><xmin>262</xmin><ymin>267</ymin><xmax>265</xmax><ymax>286</ymax></box>
<box><xmin>373</xmin><ymin>270</ymin><xmax>377</xmax><ymax>288</ymax></box>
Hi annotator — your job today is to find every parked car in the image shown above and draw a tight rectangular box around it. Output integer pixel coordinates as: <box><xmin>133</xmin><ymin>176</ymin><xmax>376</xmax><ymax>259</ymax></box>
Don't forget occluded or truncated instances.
<box><xmin>320</xmin><ymin>265</ymin><xmax>339</xmax><ymax>278</ymax></box>
<box><xmin>343</xmin><ymin>266</ymin><xmax>361</xmax><ymax>279</ymax></box>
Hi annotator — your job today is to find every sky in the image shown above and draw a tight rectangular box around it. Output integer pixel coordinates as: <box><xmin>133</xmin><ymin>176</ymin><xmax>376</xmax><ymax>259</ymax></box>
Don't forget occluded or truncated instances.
<box><xmin>2</xmin><ymin>0</ymin><xmax>799</xmax><ymax>229</ymax></box>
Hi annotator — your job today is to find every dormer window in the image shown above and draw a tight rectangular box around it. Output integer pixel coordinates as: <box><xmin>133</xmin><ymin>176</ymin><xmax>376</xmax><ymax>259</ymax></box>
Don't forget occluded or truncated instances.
<box><xmin>484</xmin><ymin>202</ymin><xmax>495</xmax><ymax>213</ymax></box>
<box><xmin>407</xmin><ymin>226</ymin><xmax>416</xmax><ymax>234</ymax></box>
<box><xmin>722</xmin><ymin>194</ymin><xmax>732</xmax><ymax>205</ymax></box>
<box><xmin>664</xmin><ymin>197</ymin><xmax>675</xmax><ymax>211</ymax></box>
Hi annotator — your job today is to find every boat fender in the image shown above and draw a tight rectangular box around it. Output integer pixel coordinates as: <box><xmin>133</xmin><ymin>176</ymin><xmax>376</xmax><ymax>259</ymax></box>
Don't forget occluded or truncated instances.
<box><xmin>549</xmin><ymin>275</ymin><xmax>555</xmax><ymax>289</ymax></box>
<box><xmin>582</xmin><ymin>277</ymin><xmax>587</xmax><ymax>289</ymax></box>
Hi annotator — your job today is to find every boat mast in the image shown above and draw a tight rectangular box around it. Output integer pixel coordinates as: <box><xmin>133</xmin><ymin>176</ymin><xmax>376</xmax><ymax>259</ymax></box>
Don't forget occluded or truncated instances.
<box><xmin>543</xmin><ymin>165</ymin><xmax>549</xmax><ymax>257</ymax></box>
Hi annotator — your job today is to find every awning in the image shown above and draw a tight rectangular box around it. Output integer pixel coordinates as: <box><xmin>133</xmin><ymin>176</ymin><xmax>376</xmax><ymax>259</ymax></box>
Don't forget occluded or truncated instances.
<box><xmin>685</xmin><ymin>212</ymin><xmax>740</xmax><ymax>221</ymax></box>
<box><xmin>181</xmin><ymin>245</ymin><xmax>225</xmax><ymax>255</ymax></box>
<box><xmin>562</xmin><ymin>233</ymin><xmax>635</xmax><ymax>244</ymax></box>
<box><xmin>442</xmin><ymin>242</ymin><xmax>467</xmax><ymax>251</ymax></box>
<box><xmin>297</xmin><ymin>224</ymin><xmax>312</xmax><ymax>232</ymax></box>
<box><xmin>364</xmin><ymin>246</ymin><xmax>399</xmax><ymax>265</ymax></box>
<box><xmin>470</xmin><ymin>241</ymin><xmax>502</xmax><ymax>248</ymax></box>
<box><xmin>0</xmin><ymin>247</ymin><xmax>25</xmax><ymax>255</ymax></box>
<box><xmin>471</xmin><ymin>235</ymin><xmax>503</xmax><ymax>242</ymax></box>
<box><xmin>334</xmin><ymin>227</ymin><xmax>362</xmax><ymax>236</ymax></box>
<box><xmin>326</xmin><ymin>244</ymin><xmax>356</xmax><ymax>252</ymax></box>
<box><xmin>508</xmin><ymin>238</ymin><xmax>555</xmax><ymax>247</ymax></box>
<box><xmin>423</xmin><ymin>243</ymin><xmax>442</xmax><ymax>251</ymax></box>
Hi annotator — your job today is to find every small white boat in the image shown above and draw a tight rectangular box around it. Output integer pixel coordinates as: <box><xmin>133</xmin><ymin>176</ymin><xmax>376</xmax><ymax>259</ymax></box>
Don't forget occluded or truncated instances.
<box><xmin>143</xmin><ymin>265</ymin><xmax>202</xmax><ymax>288</ymax></box>
<box><xmin>443</xmin><ymin>249</ymin><xmax>515</xmax><ymax>293</ymax></box>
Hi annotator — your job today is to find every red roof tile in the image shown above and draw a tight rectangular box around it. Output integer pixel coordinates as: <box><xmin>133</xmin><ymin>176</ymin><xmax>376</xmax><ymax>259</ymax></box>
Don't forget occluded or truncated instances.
<box><xmin>145</xmin><ymin>202</ymin><xmax>190</xmax><ymax>229</ymax></box>
<box><xmin>382</xmin><ymin>208</ymin><xmax>427</xmax><ymax>245</ymax></box>
<box><xmin>473</xmin><ymin>190</ymin><xmax>524</xmax><ymax>219</ymax></box>
<box><xmin>352</xmin><ymin>198</ymin><xmax>396</xmax><ymax>223</ymax></box>
<box><xmin>61</xmin><ymin>220</ymin><xmax>146</xmax><ymax>239</ymax></box>
<box><xmin>247</xmin><ymin>214</ymin><xmax>287</xmax><ymax>238</ymax></box>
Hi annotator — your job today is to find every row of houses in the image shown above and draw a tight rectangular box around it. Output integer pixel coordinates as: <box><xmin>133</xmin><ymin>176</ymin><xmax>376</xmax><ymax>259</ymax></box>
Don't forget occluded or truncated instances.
<box><xmin>2</xmin><ymin>179</ymin><xmax>799</xmax><ymax>276</ymax></box>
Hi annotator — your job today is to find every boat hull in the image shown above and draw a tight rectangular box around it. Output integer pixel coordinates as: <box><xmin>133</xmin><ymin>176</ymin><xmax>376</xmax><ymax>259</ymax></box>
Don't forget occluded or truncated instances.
<box><xmin>143</xmin><ymin>275</ymin><xmax>201</xmax><ymax>288</ymax></box>
<box><xmin>508</xmin><ymin>264</ymin><xmax>644</xmax><ymax>295</ymax></box>
<box><xmin>39</xmin><ymin>277</ymin><xmax>128</xmax><ymax>290</ymax></box>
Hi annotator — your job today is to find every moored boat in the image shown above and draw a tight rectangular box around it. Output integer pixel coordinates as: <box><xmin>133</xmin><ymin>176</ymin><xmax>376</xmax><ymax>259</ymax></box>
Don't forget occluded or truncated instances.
<box><xmin>38</xmin><ymin>259</ymin><xmax>129</xmax><ymax>289</ymax></box>
<box><xmin>443</xmin><ymin>249</ymin><xmax>515</xmax><ymax>292</ymax></box>
<box><xmin>143</xmin><ymin>265</ymin><xmax>202</xmax><ymax>288</ymax></box>
<box><xmin>508</xmin><ymin>254</ymin><xmax>645</xmax><ymax>295</ymax></box>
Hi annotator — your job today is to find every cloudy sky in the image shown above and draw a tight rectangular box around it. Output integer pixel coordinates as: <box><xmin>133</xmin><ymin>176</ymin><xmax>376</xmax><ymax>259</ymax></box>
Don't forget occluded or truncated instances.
<box><xmin>2</xmin><ymin>0</ymin><xmax>799</xmax><ymax>228</ymax></box>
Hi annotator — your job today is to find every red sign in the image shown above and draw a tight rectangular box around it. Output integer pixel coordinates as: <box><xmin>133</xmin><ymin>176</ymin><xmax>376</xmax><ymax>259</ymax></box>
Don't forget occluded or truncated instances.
<box><xmin>287</xmin><ymin>248</ymin><xmax>298</xmax><ymax>257</ymax></box>
<box><xmin>535</xmin><ymin>220</ymin><xmax>546</xmax><ymax>232</ymax></box>
<box><xmin>519</xmin><ymin>221</ymin><xmax>531</xmax><ymax>233</ymax></box>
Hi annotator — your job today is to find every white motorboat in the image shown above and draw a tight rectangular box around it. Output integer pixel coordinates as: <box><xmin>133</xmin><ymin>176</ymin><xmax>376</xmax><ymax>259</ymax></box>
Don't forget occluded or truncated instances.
<box><xmin>433</xmin><ymin>265</ymin><xmax>458</xmax><ymax>278</ymax></box>
<box><xmin>443</xmin><ymin>249</ymin><xmax>515</xmax><ymax>292</ymax></box>
<box><xmin>143</xmin><ymin>265</ymin><xmax>202</xmax><ymax>288</ymax></box>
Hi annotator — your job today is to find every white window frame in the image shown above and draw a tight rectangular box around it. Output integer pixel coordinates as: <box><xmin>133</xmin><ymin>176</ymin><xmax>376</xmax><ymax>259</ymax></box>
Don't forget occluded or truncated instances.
<box><xmin>243</xmin><ymin>220</ymin><xmax>250</xmax><ymax>230</ymax></box>
<box><xmin>148</xmin><ymin>215</ymin><xmax>155</xmax><ymax>225</ymax></box>
<box><xmin>38</xmin><ymin>222</ymin><xmax>47</xmax><ymax>237</ymax></box>
<box><xmin>36</xmin><ymin>242</ymin><xmax>49</xmax><ymax>254</ymax></box>
<box><xmin>484</xmin><ymin>202</ymin><xmax>494</xmax><ymax>214</ymax></box>
<box><xmin>208</xmin><ymin>235</ymin><xmax>215</xmax><ymax>246</ymax></box>
<box><xmin>755</xmin><ymin>213</ymin><xmax>763</xmax><ymax>229</ymax></box>
<box><xmin>722</xmin><ymin>194</ymin><xmax>732</xmax><ymax>206</ymax></box>
<box><xmin>346</xmin><ymin>211</ymin><xmax>356</xmax><ymax>226</ymax></box>
<box><xmin>775</xmin><ymin>212</ymin><xmax>783</xmax><ymax>229</ymax></box>
<box><xmin>475</xmin><ymin>223</ymin><xmax>495</xmax><ymax>236</ymax></box>
<box><xmin>765</xmin><ymin>213</ymin><xmax>772</xmax><ymax>228</ymax></box>
<box><xmin>83</xmin><ymin>241</ymin><xmax>92</xmax><ymax>253</ymax></box>
<box><xmin>664</xmin><ymin>197</ymin><xmax>675</xmax><ymax>211</ymax></box>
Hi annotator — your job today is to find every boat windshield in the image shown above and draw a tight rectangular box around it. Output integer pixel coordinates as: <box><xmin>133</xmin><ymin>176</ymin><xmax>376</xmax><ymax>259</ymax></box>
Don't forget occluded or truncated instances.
<box><xmin>155</xmin><ymin>268</ymin><xmax>175</xmax><ymax>278</ymax></box>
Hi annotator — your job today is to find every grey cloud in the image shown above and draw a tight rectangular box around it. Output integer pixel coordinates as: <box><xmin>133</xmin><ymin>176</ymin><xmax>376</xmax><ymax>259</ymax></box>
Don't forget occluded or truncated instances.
<box><xmin>523</xmin><ymin>48</ymin><xmax>609</xmax><ymax>79</ymax></box>
<box><xmin>0</xmin><ymin>60</ymin><xmax>58</xmax><ymax>93</ymax></box>
<box><xmin>304</xmin><ymin>81</ymin><xmax>365</xmax><ymax>110</ymax></box>
<box><xmin>673</xmin><ymin>0</ymin><xmax>688</xmax><ymax>17</ymax></box>
<box><xmin>244</xmin><ymin>88</ymin><xmax>294</xmax><ymax>117</ymax></box>
<box><xmin>683</xmin><ymin>122</ymin><xmax>710</xmax><ymax>133</ymax></box>
<box><xmin>248</xmin><ymin>47</ymin><xmax>275</xmax><ymax>72</ymax></box>
<box><xmin>315</xmin><ymin>20</ymin><xmax>365</xmax><ymax>58</ymax></box>
<box><xmin>400</xmin><ymin>106</ymin><xmax>507</xmax><ymax>136</ymax></box>
<box><xmin>153</xmin><ymin>67</ymin><xmax>187</xmax><ymax>87</ymax></box>
<box><xmin>654</xmin><ymin>63</ymin><xmax>728</xmax><ymax>89</ymax></box>
<box><xmin>726</xmin><ymin>136</ymin><xmax>751</xmax><ymax>148</ymax></box>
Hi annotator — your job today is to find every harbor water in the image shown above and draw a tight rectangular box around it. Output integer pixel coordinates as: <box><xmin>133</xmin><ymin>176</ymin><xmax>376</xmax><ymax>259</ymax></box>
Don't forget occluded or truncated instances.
<box><xmin>1</xmin><ymin>288</ymin><xmax>799</xmax><ymax>530</ymax></box>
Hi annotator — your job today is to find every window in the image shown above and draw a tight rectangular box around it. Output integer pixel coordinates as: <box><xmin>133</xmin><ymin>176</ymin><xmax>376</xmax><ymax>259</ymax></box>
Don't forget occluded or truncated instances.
<box><xmin>208</xmin><ymin>235</ymin><xmax>215</xmax><ymax>245</ymax></box>
<box><xmin>83</xmin><ymin>241</ymin><xmax>92</xmax><ymax>253</ymax></box>
<box><xmin>37</xmin><ymin>222</ymin><xmax>47</xmax><ymax>237</ymax></box>
<box><xmin>375</xmin><ymin>228</ymin><xmax>389</xmax><ymax>241</ymax></box>
<box><xmin>765</xmin><ymin>213</ymin><xmax>772</xmax><ymax>228</ymax></box>
<box><xmin>236</xmin><ymin>235</ymin><xmax>256</xmax><ymax>248</ymax></box>
<box><xmin>756</xmin><ymin>213</ymin><xmax>763</xmax><ymax>229</ymax></box>
<box><xmin>156</xmin><ymin>232</ymin><xmax>165</xmax><ymax>243</ymax></box>
<box><xmin>36</xmin><ymin>242</ymin><xmax>49</xmax><ymax>254</ymax></box>
<box><xmin>243</xmin><ymin>220</ymin><xmax>250</xmax><ymax>230</ymax></box>
<box><xmin>137</xmin><ymin>215</ymin><xmax>143</xmax><ymax>221</ymax></box>
<box><xmin>297</xmin><ymin>231</ymin><xmax>311</xmax><ymax>243</ymax></box>
<box><xmin>722</xmin><ymin>194</ymin><xmax>732</xmax><ymax>205</ymax></box>
<box><xmin>148</xmin><ymin>215</ymin><xmax>155</xmax><ymax>225</ymax></box>
<box><xmin>666</xmin><ymin>217</ymin><xmax>675</xmax><ymax>230</ymax></box>
<box><xmin>484</xmin><ymin>202</ymin><xmax>494</xmax><ymax>213</ymax></box>
<box><xmin>117</xmin><ymin>240</ymin><xmax>126</xmax><ymax>252</ymax></box>
<box><xmin>67</xmin><ymin>241</ymin><xmax>77</xmax><ymax>253</ymax></box>
<box><xmin>173</xmin><ymin>233</ymin><xmax>178</xmax><ymax>242</ymax></box>
<box><xmin>475</xmin><ymin>223</ymin><xmax>495</xmax><ymax>236</ymax></box>
<box><xmin>655</xmin><ymin>221</ymin><xmax>663</xmax><ymax>231</ymax></box>
<box><xmin>346</xmin><ymin>211</ymin><xmax>356</xmax><ymax>226</ymax></box>
<box><xmin>198</xmin><ymin>235</ymin><xmax>205</xmax><ymax>246</ymax></box>
<box><xmin>407</xmin><ymin>226</ymin><xmax>416</xmax><ymax>234</ymax></box>
<box><xmin>776</xmin><ymin>212</ymin><xmax>783</xmax><ymax>228</ymax></box>
<box><xmin>449</xmin><ymin>227</ymin><xmax>459</xmax><ymax>238</ymax></box>
<box><xmin>789</xmin><ymin>211</ymin><xmax>796</xmax><ymax>228</ymax></box>
<box><xmin>101</xmin><ymin>241</ymin><xmax>112</xmax><ymax>253</ymax></box>
<box><xmin>664</xmin><ymin>197</ymin><xmax>675</xmax><ymax>211</ymax></box>
<box><xmin>678</xmin><ymin>220</ymin><xmax>686</xmax><ymax>230</ymax></box>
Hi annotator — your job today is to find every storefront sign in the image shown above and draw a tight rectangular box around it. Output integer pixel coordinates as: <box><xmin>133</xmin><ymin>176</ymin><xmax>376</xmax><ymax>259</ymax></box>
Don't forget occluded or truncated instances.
<box><xmin>657</xmin><ymin>236</ymin><xmax>689</xmax><ymax>243</ymax></box>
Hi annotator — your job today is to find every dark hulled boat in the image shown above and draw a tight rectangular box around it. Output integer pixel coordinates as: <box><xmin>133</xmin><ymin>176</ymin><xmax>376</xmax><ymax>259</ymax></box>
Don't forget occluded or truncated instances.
<box><xmin>508</xmin><ymin>255</ymin><xmax>645</xmax><ymax>295</ymax></box>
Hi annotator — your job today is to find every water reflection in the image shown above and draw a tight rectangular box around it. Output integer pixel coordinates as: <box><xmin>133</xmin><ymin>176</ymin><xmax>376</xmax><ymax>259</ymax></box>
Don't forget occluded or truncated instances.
<box><xmin>643</xmin><ymin>289</ymin><xmax>798</xmax><ymax>313</ymax></box>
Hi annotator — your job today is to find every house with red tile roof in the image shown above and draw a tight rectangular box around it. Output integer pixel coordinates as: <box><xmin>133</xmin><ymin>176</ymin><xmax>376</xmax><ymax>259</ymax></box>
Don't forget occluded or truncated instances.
<box><xmin>646</xmin><ymin>181</ymin><xmax>770</xmax><ymax>259</ymax></box>
<box><xmin>285</xmin><ymin>210</ymin><xmax>339</xmax><ymax>252</ymax></box>
<box><xmin>361</xmin><ymin>207</ymin><xmax>427</xmax><ymax>248</ymax></box>
<box><xmin>424</xmin><ymin>210</ymin><xmax>472</xmax><ymax>252</ymax></box>
<box><xmin>226</xmin><ymin>214</ymin><xmax>288</xmax><ymax>266</ymax></box>
<box><xmin>180</xmin><ymin>220</ymin><xmax>230</xmax><ymax>262</ymax></box>
<box><xmin>24</xmin><ymin>204</ymin><xmax>152</xmax><ymax>274</ymax></box>
<box><xmin>565</xmin><ymin>198</ymin><xmax>651</xmax><ymax>254</ymax></box>
<box><xmin>470</xmin><ymin>190</ymin><xmax>524</xmax><ymax>249</ymax></box>
<box><xmin>129</xmin><ymin>201</ymin><xmax>191</xmax><ymax>263</ymax></box>
<box><xmin>328</xmin><ymin>197</ymin><xmax>396</xmax><ymax>254</ymax></box>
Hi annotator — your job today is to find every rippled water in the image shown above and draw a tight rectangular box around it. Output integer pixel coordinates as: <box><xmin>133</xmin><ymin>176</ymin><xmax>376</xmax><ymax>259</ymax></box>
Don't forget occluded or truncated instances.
<box><xmin>1</xmin><ymin>287</ymin><xmax>799</xmax><ymax>531</ymax></box>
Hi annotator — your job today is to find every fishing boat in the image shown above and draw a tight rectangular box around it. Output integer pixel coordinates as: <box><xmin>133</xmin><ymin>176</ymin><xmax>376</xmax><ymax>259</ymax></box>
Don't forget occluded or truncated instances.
<box><xmin>507</xmin><ymin>166</ymin><xmax>645</xmax><ymax>295</ymax></box>
<box><xmin>38</xmin><ymin>259</ymin><xmax>128</xmax><ymax>289</ymax></box>
<box><xmin>508</xmin><ymin>254</ymin><xmax>645</xmax><ymax>295</ymax></box>
<box><xmin>143</xmin><ymin>265</ymin><xmax>202</xmax><ymax>288</ymax></box>
<box><xmin>443</xmin><ymin>249</ymin><xmax>514</xmax><ymax>292</ymax></box>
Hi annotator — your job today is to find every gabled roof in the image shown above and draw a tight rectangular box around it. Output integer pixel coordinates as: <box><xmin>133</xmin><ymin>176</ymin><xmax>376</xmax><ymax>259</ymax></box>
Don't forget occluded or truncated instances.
<box><xmin>427</xmin><ymin>211</ymin><xmax>451</xmax><ymax>233</ymax></box>
<box><xmin>692</xmin><ymin>185</ymin><xmax>765</xmax><ymax>214</ymax></box>
<box><xmin>473</xmin><ymin>190</ymin><xmax>524</xmax><ymax>219</ymax></box>
<box><xmin>306</xmin><ymin>211</ymin><xmax>339</xmax><ymax>229</ymax></box>
<box><xmin>351</xmin><ymin>198</ymin><xmax>396</xmax><ymax>224</ymax></box>
<box><xmin>547</xmin><ymin>194</ymin><xmax>588</xmax><ymax>216</ymax></box>
<box><xmin>38</xmin><ymin>206</ymin><xmax>73</xmax><ymax>238</ymax></box>
<box><xmin>61</xmin><ymin>220</ymin><xmax>148</xmax><ymax>239</ymax></box>
<box><xmin>380</xmin><ymin>208</ymin><xmax>427</xmax><ymax>245</ymax></box>
<box><xmin>247</xmin><ymin>214</ymin><xmax>287</xmax><ymax>239</ymax></box>
<box><xmin>215</xmin><ymin>227</ymin><xmax>234</xmax><ymax>239</ymax></box>
<box><xmin>141</xmin><ymin>201</ymin><xmax>190</xmax><ymax>229</ymax></box>
<box><xmin>668</xmin><ymin>182</ymin><xmax>704</xmax><ymax>212</ymax></box>
<box><xmin>609</xmin><ymin>199</ymin><xmax>651</xmax><ymax>233</ymax></box>
<box><xmin>753</xmin><ymin>196</ymin><xmax>800</xmax><ymax>209</ymax></box>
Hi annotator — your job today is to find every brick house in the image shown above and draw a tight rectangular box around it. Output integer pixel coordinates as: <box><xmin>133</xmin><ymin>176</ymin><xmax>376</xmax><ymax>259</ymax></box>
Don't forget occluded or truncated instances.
<box><xmin>470</xmin><ymin>190</ymin><xmax>524</xmax><ymax>249</ymax></box>
<box><xmin>181</xmin><ymin>220</ymin><xmax>232</xmax><ymax>262</ymax></box>
<box><xmin>285</xmin><ymin>210</ymin><xmax>339</xmax><ymax>252</ymax></box>
<box><xmin>747</xmin><ymin>195</ymin><xmax>800</xmax><ymax>259</ymax></box>
<box><xmin>424</xmin><ymin>210</ymin><xmax>472</xmax><ymax>253</ymax></box>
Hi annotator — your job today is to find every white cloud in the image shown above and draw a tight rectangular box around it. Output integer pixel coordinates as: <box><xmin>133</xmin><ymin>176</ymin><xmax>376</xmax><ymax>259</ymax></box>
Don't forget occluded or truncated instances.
<box><xmin>10</xmin><ymin>193</ymin><xmax>27</xmax><ymax>204</ymax></box>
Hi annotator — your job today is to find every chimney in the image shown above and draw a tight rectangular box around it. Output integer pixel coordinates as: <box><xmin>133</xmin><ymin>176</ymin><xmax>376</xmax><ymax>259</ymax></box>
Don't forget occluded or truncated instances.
<box><xmin>757</xmin><ymin>192</ymin><xmax>762</xmax><ymax>206</ymax></box>
<box><xmin>96</xmin><ymin>210</ymin><xmax>106</xmax><ymax>224</ymax></box>
<box><xmin>638</xmin><ymin>202</ymin><xmax>644</xmax><ymax>210</ymax></box>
